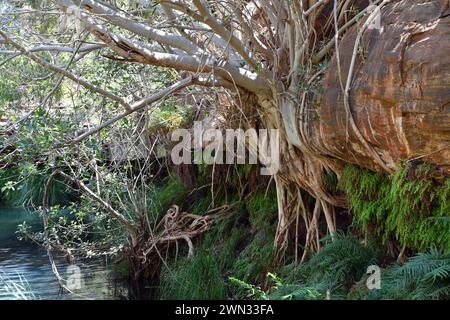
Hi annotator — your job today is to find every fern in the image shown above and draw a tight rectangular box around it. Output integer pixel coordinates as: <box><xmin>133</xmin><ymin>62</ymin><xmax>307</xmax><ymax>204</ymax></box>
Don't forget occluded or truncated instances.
<box><xmin>342</xmin><ymin>164</ymin><xmax>450</xmax><ymax>250</ymax></box>
<box><xmin>363</xmin><ymin>248</ymin><xmax>450</xmax><ymax>300</ymax></box>
<box><xmin>260</xmin><ymin>233</ymin><xmax>379</xmax><ymax>299</ymax></box>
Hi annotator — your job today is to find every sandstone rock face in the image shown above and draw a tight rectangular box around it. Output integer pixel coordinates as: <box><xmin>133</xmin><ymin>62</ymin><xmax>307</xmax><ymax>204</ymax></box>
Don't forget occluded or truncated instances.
<box><xmin>313</xmin><ymin>0</ymin><xmax>450</xmax><ymax>174</ymax></box>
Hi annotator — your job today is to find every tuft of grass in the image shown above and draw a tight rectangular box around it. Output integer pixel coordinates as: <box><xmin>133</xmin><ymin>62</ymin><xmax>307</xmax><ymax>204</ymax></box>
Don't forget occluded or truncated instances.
<box><xmin>146</xmin><ymin>174</ymin><xmax>188</xmax><ymax>225</ymax></box>
<box><xmin>159</xmin><ymin>245</ymin><xmax>227</xmax><ymax>300</ymax></box>
<box><xmin>230</xmin><ymin>189</ymin><xmax>277</xmax><ymax>285</ymax></box>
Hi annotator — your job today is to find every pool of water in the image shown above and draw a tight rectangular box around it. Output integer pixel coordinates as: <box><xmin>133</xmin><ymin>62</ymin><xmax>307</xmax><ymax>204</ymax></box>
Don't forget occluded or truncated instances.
<box><xmin>0</xmin><ymin>207</ymin><xmax>126</xmax><ymax>300</ymax></box>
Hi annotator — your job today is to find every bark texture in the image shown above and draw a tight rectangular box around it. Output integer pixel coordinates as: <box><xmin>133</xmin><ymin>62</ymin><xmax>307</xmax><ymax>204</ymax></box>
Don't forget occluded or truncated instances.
<box><xmin>313</xmin><ymin>0</ymin><xmax>450</xmax><ymax>174</ymax></box>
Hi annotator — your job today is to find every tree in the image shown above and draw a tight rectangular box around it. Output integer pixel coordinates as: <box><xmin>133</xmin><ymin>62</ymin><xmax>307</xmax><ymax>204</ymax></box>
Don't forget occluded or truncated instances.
<box><xmin>1</xmin><ymin>0</ymin><xmax>449</xmax><ymax>256</ymax></box>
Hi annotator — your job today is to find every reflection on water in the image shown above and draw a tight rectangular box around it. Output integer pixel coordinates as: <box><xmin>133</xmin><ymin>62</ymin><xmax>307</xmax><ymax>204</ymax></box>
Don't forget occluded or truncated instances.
<box><xmin>0</xmin><ymin>207</ymin><xmax>126</xmax><ymax>300</ymax></box>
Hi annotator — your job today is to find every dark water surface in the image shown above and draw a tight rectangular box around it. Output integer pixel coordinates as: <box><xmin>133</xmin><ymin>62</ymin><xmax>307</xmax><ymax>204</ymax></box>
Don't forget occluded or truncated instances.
<box><xmin>0</xmin><ymin>207</ymin><xmax>124</xmax><ymax>300</ymax></box>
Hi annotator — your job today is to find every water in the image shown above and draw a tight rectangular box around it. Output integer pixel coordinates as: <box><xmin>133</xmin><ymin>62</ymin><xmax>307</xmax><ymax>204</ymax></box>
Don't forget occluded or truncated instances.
<box><xmin>0</xmin><ymin>207</ymin><xmax>126</xmax><ymax>300</ymax></box>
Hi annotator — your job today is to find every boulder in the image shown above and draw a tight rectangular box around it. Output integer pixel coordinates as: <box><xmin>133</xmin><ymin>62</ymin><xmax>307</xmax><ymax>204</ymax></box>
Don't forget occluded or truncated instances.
<box><xmin>313</xmin><ymin>0</ymin><xmax>450</xmax><ymax>174</ymax></box>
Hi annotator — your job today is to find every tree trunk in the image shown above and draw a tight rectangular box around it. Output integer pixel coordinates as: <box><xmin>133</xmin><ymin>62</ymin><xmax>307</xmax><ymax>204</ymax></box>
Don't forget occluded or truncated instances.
<box><xmin>256</xmin><ymin>0</ymin><xmax>450</xmax><ymax>251</ymax></box>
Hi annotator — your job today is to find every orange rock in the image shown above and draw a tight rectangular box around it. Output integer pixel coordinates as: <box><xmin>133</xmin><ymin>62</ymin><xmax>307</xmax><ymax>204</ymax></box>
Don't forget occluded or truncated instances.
<box><xmin>313</xmin><ymin>0</ymin><xmax>450</xmax><ymax>174</ymax></box>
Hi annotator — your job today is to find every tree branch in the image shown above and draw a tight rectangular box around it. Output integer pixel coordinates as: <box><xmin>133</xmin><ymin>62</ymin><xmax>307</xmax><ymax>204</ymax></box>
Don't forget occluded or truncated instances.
<box><xmin>57</xmin><ymin>0</ymin><xmax>270</xmax><ymax>94</ymax></box>
<box><xmin>60</xmin><ymin>76</ymin><xmax>194</xmax><ymax>146</ymax></box>
<box><xmin>0</xmin><ymin>43</ymin><xmax>104</xmax><ymax>55</ymax></box>
<box><xmin>69</xmin><ymin>0</ymin><xmax>203</xmax><ymax>55</ymax></box>
<box><xmin>0</xmin><ymin>30</ymin><xmax>132</xmax><ymax>110</ymax></box>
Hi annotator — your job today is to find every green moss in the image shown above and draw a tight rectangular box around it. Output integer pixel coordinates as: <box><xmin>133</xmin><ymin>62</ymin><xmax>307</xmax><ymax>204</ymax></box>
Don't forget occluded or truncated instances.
<box><xmin>341</xmin><ymin>164</ymin><xmax>450</xmax><ymax>251</ymax></box>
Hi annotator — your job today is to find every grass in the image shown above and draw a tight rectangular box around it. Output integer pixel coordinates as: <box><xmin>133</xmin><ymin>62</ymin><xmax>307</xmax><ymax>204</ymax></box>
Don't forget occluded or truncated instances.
<box><xmin>159</xmin><ymin>244</ymin><xmax>228</xmax><ymax>300</ymax></box>
<box><xmin>0</xmin><ymin>272</ymin><xmax>37</xmax><ymax>300</ymax></box>
<box><xmin>0</xmin><ymin>166</ymin><xmax>73</xmax><ymax>207</ymax></box>
<box><xmin>158</xmin><ymin>184</ymin><xmax>279</xmax><ymax>300</ymax></box>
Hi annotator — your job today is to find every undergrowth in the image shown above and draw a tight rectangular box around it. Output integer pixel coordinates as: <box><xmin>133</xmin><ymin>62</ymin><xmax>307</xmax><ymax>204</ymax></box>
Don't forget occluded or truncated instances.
<box><xmin>260</xmin><ymin>233</ymin><xmax>379</xmax><ymax>299</ymax></box>
<box><xmin>351</xmin><ymin>248</ymin><xmax>450</xmax><ymax>300</ymax></box>
<box><xmin>232</xmin><ymin>236</ymin><xmax>450</xmax><ymax>300</ymax></box>
<box><xmin>341</xmin><ymin>164</ymin><xmax>450</xmax><ymax>251</ymax></box>
<box><xmin>159</xmin><ymin>184</ymin><xmax>278</xmax><ymax>299</ymax></box>
<box><xmin>0</xmin><ymin>166</ymin><xmax>73</xmax><ymax>207</ymax></box>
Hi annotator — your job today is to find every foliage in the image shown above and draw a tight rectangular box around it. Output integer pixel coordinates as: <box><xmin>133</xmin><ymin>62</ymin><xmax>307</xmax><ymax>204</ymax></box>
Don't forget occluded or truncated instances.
<box><xmin>352</xmin><ymin>248</ymin><xmax>450</xmax><ymax>300</ymax></box>
<box><xmin>149</xmin><ymin>98</ymin><xmax>194</xmax><ymax>133</ymax></box>
<box><xmin>269</xmin><ymin>284</ymin><xmax>324</xmax><ymax>300</ymax></box>
<box><xmin>159</xmin><ymin>244</ymin><xmax>227</xmax><ymax>300</ymax></box>
<box><xmin>159</xmin><ymin>184</ymin><xmax>278</xmax><ymax>300</ymax></box>
<box><xmin>237</xmin><ymin>241</ymin><xmax>450</xmax><ymax>301</ymax></box>
<box><xmin>274</xmin><ymin>233</ymin><xmax>378</xmax><ymax>297</ymax></box>
<box><xmin>229</xmin><ymin>276</ymin><xmax>269</xmax><ymax>300</ymax></box>
<box><xmin>230</xmin><ymin>272</ymin><xmax>324</xmax><ymax>300</ymax></box>
<box><xmin>230</xmin><ymin>189</ymin><xmax>277</xmax><ymax>285</ymax></box>
<box><xmin>146</xmin><ymin>174</ymin><xmax>188</xmax><ymax>225</ymax></box>
<box><xmin>341</xmin><ymin>164</ymin><xmax>450</xmax><ymax>251</ymax></box>
<box><xmin>1</xmin><ymin>2</ymin><xmax>447</xmax><ymax>300</ymax></box>
<box><xmin>159</xmin><ymin>198</ymin><xmax>242</xmax><ymax>299</ymax></box>
<box><xmin>297</xmin><ymin>233</ymin><xmax>378</xmax><ymax>291</ymax></box>
<box><xmin>231</xmin><ymin>233</ymin><xmax>377</xmax><ymax>300</ymax></box>
<box><xmin>0</xmin><ymin>164</ymin><xmax>72</xmax><ymax>207</ymax></box>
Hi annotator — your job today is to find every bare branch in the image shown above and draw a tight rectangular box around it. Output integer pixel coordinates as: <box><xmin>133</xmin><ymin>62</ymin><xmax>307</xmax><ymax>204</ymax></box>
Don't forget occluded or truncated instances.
<box><xmin>61</xmin><ymin>76</ymin><xmax>194</xmax><ymax>146</ymax></box>
<box><xmin>69</xmin><ymin>0</ymin><xmax>203</xmax><ymax>55</ymax></box>
<box><xmin>0</xmin><ymin>43</ymin><xmax>104</xmax><ymax>55</ymax></box>
<box><xmin>57</xmin><ymin>0</ymin><xmax>270</xmax><ymax>93</ymax></box>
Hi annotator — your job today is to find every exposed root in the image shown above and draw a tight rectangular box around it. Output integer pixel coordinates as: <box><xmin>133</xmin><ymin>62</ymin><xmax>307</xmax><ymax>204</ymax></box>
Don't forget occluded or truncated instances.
<box><xmin>141</xmin><ymin>204</ymin><xmax>232</xmax><ymax>263</ymax></box>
